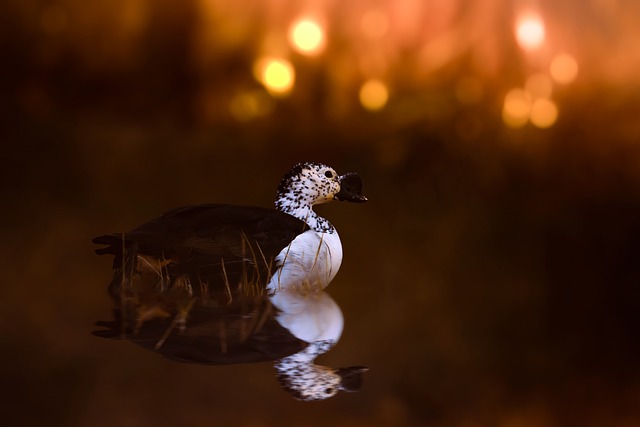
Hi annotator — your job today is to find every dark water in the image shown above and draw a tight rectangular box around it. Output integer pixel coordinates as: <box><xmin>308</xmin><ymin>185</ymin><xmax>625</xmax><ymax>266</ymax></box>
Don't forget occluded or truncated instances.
<box><xmin>4</xmin><ymin>110</ymin><xmax>640</xmax><ymax>427</ymax></box>
<box><xmin>2</xmin><ymin>3</ymin><xmax>640</xmax><ymax>426</ymax></box>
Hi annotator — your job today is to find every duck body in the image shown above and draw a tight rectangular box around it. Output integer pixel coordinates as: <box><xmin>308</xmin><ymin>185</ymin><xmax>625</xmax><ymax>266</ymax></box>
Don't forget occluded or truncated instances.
<box><xmin>94</xmin><ymin>203</ymin><xmax>313</xmax><ymax>291</ymax></box>
<box><xmin>93</xmin><ymin>202</ymin><xmax>344</xmax><ymax>359</ymax></box>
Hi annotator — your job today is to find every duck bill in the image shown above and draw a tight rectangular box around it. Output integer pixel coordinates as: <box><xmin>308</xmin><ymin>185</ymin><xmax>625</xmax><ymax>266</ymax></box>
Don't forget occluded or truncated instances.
<box><xmin>336</xmin><ymin>366</ymin><xmax>369</xmax><ymax>392</ymax></box>
<box><xmin>335</xmin><ymin>172</ymin><xmax>368</xmax><ymax>203</ymax></box>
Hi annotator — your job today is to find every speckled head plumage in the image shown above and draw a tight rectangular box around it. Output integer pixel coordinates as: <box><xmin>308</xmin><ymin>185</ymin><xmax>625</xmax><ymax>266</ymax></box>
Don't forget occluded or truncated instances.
<box><xmin>275</xmin><ymin>162</ymin><xmax>341</xmax><ymax>209</ymax></box>
<box><xmin>274</xmin><ymin>162</ymin><xmax>367</xmax><ymax>232</ymax></box>
<box><xmin>274</xmin><ymin>340</ymin><xmax>369</xmax><ymax>401</ymax></box>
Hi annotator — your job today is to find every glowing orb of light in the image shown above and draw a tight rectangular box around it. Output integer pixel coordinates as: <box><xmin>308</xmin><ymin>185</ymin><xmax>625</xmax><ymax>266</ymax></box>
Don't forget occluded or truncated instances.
<box><xmin>359</xmin><ymin>79</ymin><xmax>389</xmax><ymax>111</ymax></box>
<box><xmin>288</xmin><ymin>19</ymin><xmax>325</xmax><ymax>55</ymax></box>
<box><xmin>502</xmin><ymin>88</ymin><xmax>532</xmax><ymax>128</ymax></box>
<box><xmin>515</xmin><ymin>14</ymin><xmax>545</xmax><ymax>51</ymax></box>
<box><xmin>530</xmin><ymin>98</ymin><xmax>558</xmax><ymax>128</ymax></box>
<box><xmin>550</xmin><ymin>53</ymin><xmax>579</xmax><ymax>84</ymax></box>
<box><xmin>253</xmin><ymin>57</ymin><xmax>295</xmax><ymax>96</ymax></box>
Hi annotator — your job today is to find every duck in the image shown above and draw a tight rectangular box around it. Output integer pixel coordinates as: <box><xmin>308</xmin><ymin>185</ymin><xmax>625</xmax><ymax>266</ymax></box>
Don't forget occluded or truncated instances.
<box><xmin>93</xmin><ymin>162</ymin><xmax>368</xmax><ymax>401</ymax></box>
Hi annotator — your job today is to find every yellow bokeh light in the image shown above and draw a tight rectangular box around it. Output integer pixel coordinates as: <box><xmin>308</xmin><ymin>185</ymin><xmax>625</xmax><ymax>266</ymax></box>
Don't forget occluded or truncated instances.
<box><xmin>525</xmin><ymin>73</ymin><xmax>553</xmax><ymax>99</ymax></box>
<box><xmin>289</xmin><ymin>19</ymin><xmax>325</xmax><ymax>55</ymax></box>
<box><xmin>550</xmin><ymin>53</ymin><xmax>579</xmax><ymax>84</ymax></box>
<box><xmin>502</xmin><ymin>88</ymin><xmax>531</xmax><ymax>128</ymax></box>
<box><xmin>515</xmin><ymin>14</ymin><xmax>545</xmax><ymax>51</ymax></box>
<box><xmin>530</xmin><ymin>98</ymin><xmax>558</xmax><ymax>128</ymax></box>
<box><xmin>253</xmin><ymin>57</ymin><xmax>295</xmax><ymax>96</ymax></box>
<box><xmin>359</xmin><ymin>79</ymin><xmax>389</xmax><ymax>111</ymax></box>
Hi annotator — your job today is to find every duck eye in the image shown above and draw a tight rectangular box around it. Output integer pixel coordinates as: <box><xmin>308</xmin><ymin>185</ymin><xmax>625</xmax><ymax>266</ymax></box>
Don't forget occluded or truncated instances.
<box><xmin>324</xmin><ymin>171</ymin><xmax>333</xmax><ymax>178</ymax></box>
<box><xmin>324</xmin><ymin>387</ymin><xmax>334</xmax><ymax>394</ymax></box>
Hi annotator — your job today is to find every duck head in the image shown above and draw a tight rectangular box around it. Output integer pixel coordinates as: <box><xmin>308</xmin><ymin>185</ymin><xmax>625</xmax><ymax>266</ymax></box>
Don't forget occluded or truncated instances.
<box><xmin>275</xmin><ymin>162</ymin><xmax>367</xmax><ymax>211</ymax></box>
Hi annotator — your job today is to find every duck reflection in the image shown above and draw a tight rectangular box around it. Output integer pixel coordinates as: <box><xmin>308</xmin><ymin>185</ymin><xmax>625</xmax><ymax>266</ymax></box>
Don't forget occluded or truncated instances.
<box><xmin>94</xmin><ymin>250</ymin><xmax>366</xmax><ymax>401</ymax></box>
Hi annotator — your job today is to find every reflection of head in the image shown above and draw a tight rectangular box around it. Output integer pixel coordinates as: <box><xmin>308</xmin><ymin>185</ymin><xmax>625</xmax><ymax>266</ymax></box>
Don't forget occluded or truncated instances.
<box><xmin>270</xmin><ymin>290</ymin><xmax>368</xmax><ymax>401</ymax></box>
<box><xmin>275</xmin><ymin>340</ymin><xmax>369</xmax><ymax>401</ymax></box>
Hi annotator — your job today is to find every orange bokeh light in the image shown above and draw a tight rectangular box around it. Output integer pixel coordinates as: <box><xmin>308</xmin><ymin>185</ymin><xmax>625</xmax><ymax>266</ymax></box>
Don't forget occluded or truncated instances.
<box><xmin>359</xmin><ymin>79</ymin><xmax>389</xmax><ymax>111</ymax></box>
<box><xmin>550</xmin><ymin>53</ymin><xmax>579</xmax><ymax>84</ymax></box>
<box><xmin>530</xmin><ymin>98</ymin><xmax>558</xmax><ymax>128</ymax></box>
<box><xmin>503</xmin><ymin>88</ymin><xmax>532</xmax><ymax>128</ymax></box>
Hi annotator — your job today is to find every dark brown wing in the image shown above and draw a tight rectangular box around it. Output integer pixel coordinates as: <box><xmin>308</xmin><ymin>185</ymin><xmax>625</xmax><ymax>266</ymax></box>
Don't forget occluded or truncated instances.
<box><xmin>93</xmin><ymin>204</ymin><xmax>309</xmax><ymax>294</ymax></box>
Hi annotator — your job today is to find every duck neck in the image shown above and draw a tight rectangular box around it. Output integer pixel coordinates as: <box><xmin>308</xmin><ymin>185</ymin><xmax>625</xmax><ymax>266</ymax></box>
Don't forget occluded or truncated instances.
<box><xmin>275</xmin><ymin>193</ymin><xmax>335</xmax><ymax>233</ymax></box>
<box><xmin>274</xmin><ymin>339</ymin><xmax>339</xmax><ymax>400</ymax></box>
<box><xmin>276</xmin><ymin>339</ymin><xmax>334</xmax><ymax>367</ymax></box>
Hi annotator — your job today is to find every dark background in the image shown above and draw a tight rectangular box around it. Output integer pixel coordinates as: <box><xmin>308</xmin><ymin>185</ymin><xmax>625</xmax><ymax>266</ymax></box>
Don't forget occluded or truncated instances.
<box><xmin>2</xmin><ymin>1</ymin><xmax>640</xmax><ymax>426</ymax></box>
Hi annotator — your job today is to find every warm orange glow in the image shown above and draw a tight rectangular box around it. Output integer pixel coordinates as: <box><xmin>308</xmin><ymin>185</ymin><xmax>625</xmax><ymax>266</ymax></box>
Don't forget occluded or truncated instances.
<box><xmin>502</xmin><ymin>88</ymin><xmax>531</xmax><ymax>128</ymax></box>
<box><xmin>525</xmin><ymin>73</ymin><xmax>553</xmax><ymax>99</ymax></box>
<box><xmin>361</xmin><ymin>9</ymin><xmax>389</xmax><ymax>39</ymax></box>
<box><xmin>550</xmin><ymin>53</ymin><xmax>579</xmax><ymax>84</ymax></box>
<box><xmin>229</xmin><ymin>90</ymin><xmax>273</xmax><ymax>121</ymax></box>
<box><xmin>359</xmin><ymin>79</ymin><xmax>389</xmax><ymax>111</ymax></box>
<box><xmin>515</xmin><ymin>13</ymin><xmax>546</xmax><ymax>51</ymax></box>
<box><xmin>530</xmin><ymin>98</ymin><xmax>558</xmax><ymax>128</ymax></box>
<box><xmin>455</xmin><ymin>77</ymin><xmax>483</xmax><ymax>105</ymax></box>
<box><xmin>288</xmin><ymin>19</ymin><xmax>325</xmax><ymax>55</ymax></box>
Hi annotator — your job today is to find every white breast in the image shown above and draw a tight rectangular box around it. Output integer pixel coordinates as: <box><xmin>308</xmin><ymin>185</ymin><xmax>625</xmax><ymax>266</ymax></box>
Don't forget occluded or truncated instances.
<box><xmin>266</xmin><ymin>230</ymin><xmax>343</xmax><ymax>294</ymax></box>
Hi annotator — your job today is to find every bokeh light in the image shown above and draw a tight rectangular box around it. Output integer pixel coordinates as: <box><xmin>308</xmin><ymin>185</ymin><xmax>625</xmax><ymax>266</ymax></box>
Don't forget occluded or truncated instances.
<box><xmin>359</xmin><ymin>79</ymin><xmax>389</xmax><ymax>111</ymax></box>
<box><xmin>515</xmin><ymin>13</ymin><xmax>546</xmax><ymax>51</ymax></box>
<box><xmin>530</xmin><ymin>98</ymin><xmax>558</xmax><ymax>128</ymax></box>
<box><xmin>550</xmin><ymin>53</ymin><xmax>579</xmax><ymax>84</ymax></box>
<box><xmin>253</xmin><ymin>57</ymin><xmax>295</xmax><ymax>96</ymax></box>
<box><xmin>288</xmin><ymin>18</ymin><xmax>325</xmax><ymax>55</ymax></box>
<box><xmin>502</xmin><ymin>88</ymin><xmax>532</xmax><ymax>128</ymax></box>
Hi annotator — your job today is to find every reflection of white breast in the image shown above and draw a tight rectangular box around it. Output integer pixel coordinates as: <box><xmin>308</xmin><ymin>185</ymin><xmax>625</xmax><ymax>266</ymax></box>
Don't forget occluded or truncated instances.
<box><xmin>269</xmin><ymin>289</ymin><xmax>344</xmax><ymax>343</ymax></box>
<box><xmin>267</xmin><ymin>230</ymin><xmax>343</xmax><ymax>294</ymax></box>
